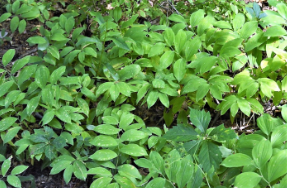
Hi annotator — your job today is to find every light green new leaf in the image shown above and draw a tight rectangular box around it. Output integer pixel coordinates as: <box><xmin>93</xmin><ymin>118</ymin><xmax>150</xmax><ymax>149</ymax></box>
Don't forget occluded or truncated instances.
<box><xmin>90</xmin><ymin>135</ymin><xmax>118</xmax><ymax>147</ymax></box>
<box><xmin>42</xmin><ymin>109</ymin><xmax>55</xmax><ymax>125</ymax></box>
<box><xmin>120</xmin><ymin>144</ymin><xmax>148</xmax><ymax>157</ymax></box>
<box><xmin>109</xmin><ymin>84</ymin><xmax>119</xmax><ymax>102</ymax></box>
<box><xmin>271</xmin><ymin>125</ymin><xmax>287</xmax><ymax>148</ymax></box>
<box><xmin>264</xmin><ymin>25</ymin><xmax>287</xmax><ymax>37</ymax></box>
<box><xmin>233</xmin><ymin>13</ymin><xmax>245</xmax><ymax>30</ymax></box>
<box><xmin>102</xmin><ymin>116</ymin><xmax>118</xmax><ymax>125</ymax></box>
<box><xmin>159</xmin><ymin>51</ymin><xmax>174</xmax><ymax>69</ymax></box>
<box><xmin>152</xmin><ymin>79</ymin><xmax>165</xmax><ymax>89</ymax></box>
<box><xmin>277</xmin><ymin>3</ymin><xmax>287</xmax><ymax>19</ymax></box>
<box><xmin>47</xmin><ymin>46</ymin><xmax>60</xmax><ymax>60</ymax></box>
<box><xmin>96</xmin><ymin>82</ymin><xmax>113</xmax><ymax>97</ymax></box>
<box><xmin>118</xmin><ymin>164</ymin><xmax>142</xmax><ymax>180</ymax></box>
<box><xmin>258</xmin><ymin>78</ymin><xmax>280</xmax><ymax>98</ymax></box>
<box><xmin>159</xmin><ymin>93</ymin><xmax>169</xmax><ymax>108</ymax></box>
<box><xmin>268</xmin><ymin>150</ymin><xmax>287</xmax><ymax>182</ymax></box>
<box><xmin>77</xmin><ymin>98</ymin><xmax>89</xmax><ymax>116</ymax></box>
<box><xmin>1</xmin><ymin>157</ymin><xmax>11</xmax><ymax>177</ymax></box>
<box><xmin>175</xmin><ymin>29</ymin><xmax>187</xmax><ymax>53</ymax></box>
<box><xmin>190</xmin><ymin>9</ymin><xmax>205</xmax><ymax>28</ymax></box>
<box><xmin>222</xmin><ymin>153</ymin><xmax>253</xmax><ymax>167</ymax></box>
<box><xmin>111</xmin><ymin>36</ymin><xmax>129</xmax><ymax>51</ymax></box>
<box><xmin>90</xmin><ymin>177</ymin><xmax>112</xmax><ymax>188</ymax></box>
<box><xmin>163</xmin><ymin>28</ymin><xmax>175</xmax><ymax>47</ymax></box>
<box><xmin>87</xmin><ymin>167</ymin><xmax>112</xmax><ymax>177</ymax></box>
<box><xmin>239</xmin><ymin>21</ymin><xmax>258</xmax><ymax>40</ymax></box>
<box><xmin>257</xmin><ymin>113</ymin><xmax>275</xmax><ymax>136</ymax></box>
<box><xmin>234</xmin><ymin>172</ymin><xmax>261</xmax><ymax>188</ymax></box>
<box><xmin>56</xmin><ymin>107</ymin><xmax>72</xmax><ymax>124</ymax></box>
<box><xmin>2</xmin><ymin>49</ymin><xmax>16</xmax><ymax>66</ymax></box>
<box><xmin>64</xmin><ymin>165</ymin><xmax>73</xmax><ymax>184</ymax></box>
<box><xmin>18</xmin><ymin>64</ymin><xmax>37</xmax><ymax>86</ymax></box>
<box><xmin>7</xmin><ymin>175</ymin><xmax>21</xmax><ymax>188</ymax></box>
<box><xmin>65</xmin><ymin>16</ymin><xmax>75</xmax><ymax>34</ymax></box>
<box><xmin>252</xmin><ymin>139</ymin><xmax>272</xmax><ymax>169</ymax></box>
<box><xmin>5</xmin><ymin>90</ymin><xmax>21</xmax><ymax>108</ymax></box>
<box><xmin>119</xmin><ymin>111</ymin><xmax>134</xmax><ymax>130</ymax></box>
<box><xmin>0</xmin><ymin>13</ymin><xmax>11</xmax><ymax>23</ymax></box>
<box><xmin>173</xmin><ymin>58</ymin><xmax>186</xmax><ymax>82</ymax></box>
<box><xmin>121</xmin><ymin>129</ymin><xmax>147</xmax><ymax>142</ymax></box>
<box><xmin>90</xmin><ymin>149</ymin><xmax>118</xmax><ymax>161</ymax></box>
<box><xmin>148</xmin><ymin>43</ymin><xmax>165</xmax><ymax>57</ymax></box>
<box><xmin>73</xmin><ymin>160</ymin><xmax>87</xmax><ymax>181</ymax></box>
<box><xmin>11</xmin><ymin>56</ymin><xmax>30</xmax><ymax>73</ymax></box>
<box><xmin>18</xmin><ymin>19</ymin><xmax>26</xmax><ymax>34</ymax></box>
<box><xmin>168</xmin><ymin>14</ymin><xmax>186</xmax><ymax>23</ymax></box>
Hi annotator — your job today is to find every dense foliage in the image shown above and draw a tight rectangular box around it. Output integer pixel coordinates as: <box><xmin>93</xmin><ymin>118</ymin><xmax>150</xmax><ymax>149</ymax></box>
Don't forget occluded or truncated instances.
<box><xmin>1</xmin><ymin>0</ymin><xmax>287</xmax><ymax>187</ymax></box>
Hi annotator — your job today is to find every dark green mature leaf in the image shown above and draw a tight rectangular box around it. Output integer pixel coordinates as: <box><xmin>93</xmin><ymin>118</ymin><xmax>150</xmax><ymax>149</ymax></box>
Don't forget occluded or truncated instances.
<box><xmin>198</xmin><ymin>141</ymin><xmax>222</xmax><ymax>172</ymax></box>
<box><xmin>189</xmin><ymin>108</ymin><xmax>211</xmax><ymax>133</ymax></box>
<box><xmin>73</xmin><ymin>160</ymin><xmax>87</xmax><ymax>181</ymax></box>
<box><xmin>147</xmin><ymin>91</ymin><xmax>159</xmax><ymax>108</ymax></box>
<box><xmin>210</xmin><ymin>124</ymin><xmax>237</xmax><ymax>142</ymax></box>
<box><xmin>163</xmin><ymin>124</ymin><xmax>198</xmax><ymax>141</ymax></box>
<box><xmin>3</xmin><ymin>127</ymin><xmax>21</xmax><ymax>144</ymax></box>
<box><xmin>111</xmin><ymin>36</ymin><xmax>129</xmax><ymax>51</ymax></box>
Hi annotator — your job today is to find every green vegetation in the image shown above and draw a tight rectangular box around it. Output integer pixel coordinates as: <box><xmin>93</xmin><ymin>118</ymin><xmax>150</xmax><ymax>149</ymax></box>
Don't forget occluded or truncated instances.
<box><xmin>1</xmin><ymin>0</ymin><xmax>287</xmax><ymax>187</ymax></box>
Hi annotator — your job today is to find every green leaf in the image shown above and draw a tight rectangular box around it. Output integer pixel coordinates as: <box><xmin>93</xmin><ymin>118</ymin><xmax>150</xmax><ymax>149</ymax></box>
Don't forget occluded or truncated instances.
<box><xmin>147</xmin><ymin>91</ymin><xmax>159</xmax><ymax>108</ymax></box>
<box><xmin>47</xmin><ymin>46</ymin><xmax>60</xmax><ymax>60</ymax></box>
<box><xmin>232</xmin><ymin>13</ymin><xmax>245</xmax><ymax>30</ymax></box>
<box><xmin>120</xmin><ymin>129</ymin><xmax>147</xmax><ymax>142</ymax></box>
<box><xmin>50</xmin><ymin>66</ymin><xmax>66</xmax><ymax>84</ymax></box>
<box><xmin>257</xmin><ymin>113</ymin><xmax>275</xmax><ymax>136</ymax></box>
<box><xmin>159</xmin><ymin>51</ymin><xmax>174</xmax><ymax>70</ymax></box>
<box><xmin>159</xmin><ymin>93</ymin><xmax>169</xmax><ymax>108</ymax></box>
<box><xmin>190</xmin><ymin>9</ymin><xmax>205</xmax><ymax>28</ymax></box>
<box><xmin>102</xmin><ymin>116</ymin><xmax>118</xmax><ymax>125</ymax></box>
<box><xmin>152</xmin><ymin>79</ymin><xmax>165</xmax><ymax>89</ymax></box>
<box><xmin>258</xmin><ymin>78</ymin><xmax>280</xmax><ymax>98</ymax></box>
<box><xmin>252</xmin><ymin>139</ymin><xmax>272</xmax><ymax>170</ymax></box>
<box><xmin>0</xmin><ymin>13</ymin><xmax>11</xmax><ymax>23</ymax></box>
<box><xmin>0</xmin><ymin>180</ymin><xmax>6</xmax><ymax>188</ymax></box>
<box><xmin>175</xmin><ymin>29</ymin><xmax>187</xmax><ymax>53</ymax></box>
<box><xmin>26</xmin><ymin>95</ymin><xmax>41</xmax><ymax>116</ymax></box>
<box><xmin>271</xmin><ymin>125</ymin><xmax>287</xmax><ymax>148</ymax></box>
<box><xmin>65</xmin><ymin>16</ymin><xmax>75</xmax><ymax>34</ymax></box>
<box><xmin>264</xmin><ymin>25</ymin><xmax>287</xmax><ymax>37</ymax></box>
<box><xmin>176</xmin><ymin>155</ymin><xmax>194</xmax><ymax>188</ymax></box>
<box><xmin>148</xmin><ymin>43</ymin><xmax>165</xmax><ymax>57</ymax></box>
<box><xmin>210</xmin><ymin>124</ymin><xmax>237</xmax><ymax>142</ymax></box>
<box><xmin>4</xmin><ymin>90</ymin><xmax>21</xmax><ymax>108</ymax></box>
<box><xmin>87</xmin><ymin>167</ymin><xmax>112</xmax><ymax>177</ymax></box>
<box><xmin>96</xmin><ymin>82</ymin><xmax>113</xmax><ymax>97</ymax></box>
<box><xmin>11</xmin><ymin>165</ymin><xmax>28</xmax><ymax>175</ymax></box>
<box><xmin>118</xmin><ymin>164</ymin><xmax>142</xmax><ymax>180</ymax></box>
<box><xmin>173</xmin><ymin>58</ymin><xmax>186</xmax><ymax>82</ymax></box>
<box><xmin>163</xmin><ymin>124</ymin><xmax>198</xmax><ymax>141</ymax></box>
<box><xmin>90</xmin><ymin>149</ymin><xmax>118</xmax><ymax>161</ymax></box>
<box><xmin>56</xmin><ymin>107</ymin><xmax>72</xmax><ymax>124</ymax></box>
<box><xmin>198</xmin><ymin>141</ymin><xmax>222</xmax><ymax>172</ymax></box>
<box><xmin>3</xmin><ymin>126</ymin><xmax>21</xmax><ymax>144</ymax></box>
<box><xmin>94</xmin><ymin>124</ymin><xmax>121</xmax><ymax>135</ymax></box>
<box><xmin>18</xmin><ymin>64</ymin><xmax>37</xmax><ymax>86</ymax></box>
<box><xmin>90</xmin><ymin>177</ymin><xmax>112</xmax><ymax>188</ymax></box>
<box><xmin>268</xmin><ymin>150</ymin><xmax>287</xmax><ymax>182</ymax></box>
<box><xmin>2</xmin><ymin>49</ymin><xmax>16</xmax><ymax>66</ymax></box>
<box><xmin>145</xmin><ymin>177</ymin><xmax>165</xmax><ymax>188</ymax></box>
<box><xmin>189</xmin><ymin>108</ymin><xmax>211</xmax><ymax>133</ymax></box>
<box><xmin>90</xmin><ymin>135</ymin><xmax>118</xmax><ymax>147</ymax></box>
<box><xmin>26</xmin><ymin>36</ymin><xmax>46</xmax><ymax>44</ymax></box>
<box><xmin>64</xmin><ymin>165</ymin><xmax>73</xmax><ymax>184</ymax></box>
<box><xmin>7</xmin><ymin>175</ymin><xmax>21</xmax><ymax>188</ymax></box>
<box><xmin>120</xmin><ymin>144</ymin><xmax>148</xmax><ymax>157</ymax></box>
<box><xmin>221</xmin><ymin>153</ymin><xmax>253</xmax><ymax>167</ymax></box>
<box><xmin>111</xmin><ymin>36</ymin><xmax>129</xmax><ymax>51</ymax></box>
<box><xmin>35</xmin><ymin>65</ymin><xmax>50</xmax><ymax>89</ymax></box>
<box><xmin>234</xmin><ymin>172</ymin><xmax>261</xmax><ymax>188</ymax></box>
<box><xmin>1</xmin><ymin>157</ymin><xmax>11</xmax><ymax>176</ymax></box>
<box><xmin>277</xmin><ymin>3</ymin><xmax>287</xmax><ymax>19</ymax></box>
<box><xmin>0</xmin><ymin>80</ymin><xmax>13</xmax><ymax>98</ymax></box>
<box><xmin>10</xmin><ymin>16</ymin><xmax>19</xmax><ymax>33</ymax></box>
<box><xmin>237</xmin><ymin>98</ymin><xmax>251</xmax><ymax>117</ymax></box>
<box><xmin>163</xmin><ymin>28</ymin><xmax>175</xmax><ymax>47</ymax></box>
<box><xmin>165</xmin><ymin>150</ymin><xmax>181</xmax><ymax>183</ymax></box>
<box><xmin>239</xmin><ymin>21</ymin><xmax>258</xmax><ymax>40</ymax></box>
<box><xmin>51</xmin><ymin>33</ymin><xmax>69</xmax><ymax>41</ymax></box>
<box><xmin>18</xmin><ymin>19</ymin><xmax>26</xmax><ymax>34</ymax></box>
<box><xmin>119</xmin><ymin>111</ymin><xmax>134</xmax><ymax>130</ymax></box>
<box><xmin>73</xmin><ymin>160</ymin><xmax>87</xmax><ymax>181</ymax></box>
<box><xmin>118</xmin><ymin>64</ymin><xmax>141</xmax><ymax>81</ymax></box>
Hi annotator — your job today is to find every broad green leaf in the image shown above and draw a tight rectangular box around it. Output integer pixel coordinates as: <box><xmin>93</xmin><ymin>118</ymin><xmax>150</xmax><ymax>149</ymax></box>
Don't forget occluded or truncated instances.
<box><xmin>10</xmin><ymin>165</ymin><xmax>28</xmax><ymax>176</ymax></box>
<box><xmin>232</xmin><ymin>13</ymin><xmax>245</xmax><ymax>30</ymax></box>
<box><xmin>120</xmin><ymin>144</ymin><xmax>148</xmax><ymax>157</ymax></box>
<box><xmin>258</xmin><ymin>78</ymin><xmax>280</xmax><ymax>98</ymax></box>
<box><xmin>4</xmin><ymin>90</ymin><xmax>21</xmax><ymax>108</ymax></box>
<box><xmin>118</xmin><ymin>164</ymin><xmax>142</xmax><ymax>180</ymax></box>
<box><xmin>3</xmin><ymin>126</ymin><xmax>21</xmax><ymax>144</ymax></box>
<box><xmin>118</xmin><ymin>64</ymin><xmax>141</xmax><ymax>81</ymax></box>
<box><xmin>169</xmin><ymin>14</ymin><xmax>185</xmax><ymax>23</ymax></box>
<box><xmin>64</xmin><ymin>165</ymin><xmax>73</xmax><ymax>184</ymax></box>
<box><xmin>27</xmin><ymin>36</ymin><xmax>46</xmax><ymax>44</ymax></box>
<box><xmin>221</xmin><ymin>153</ymin><xmax>253</xmax><ymax>167</ymax></box>
<box><xmin>0</xmin><ymin>13</ymin><xmax>11</xmax><ymax>23</ymax></box>
<box><xmin>112</xmin><ymin>7</ymin><xmax>122</xmax><ymax>22</ymax></box>
<box><xmin>264</xmin><ymin>25</ymin><xmax>287</xmax><ymax>37</ymax></box>
<box><xmin>247</xmin><ymin>98</ymin><xmax>264</xmax><ymax>114</ymax></box>
<box><xmin>234</xmin><ymin>172</ymin><xmax>261</xmax><ymax>188</ymax></box>
<box><xmin>257</xmin><ymin>113</ymin><xmax>275</xmax><ymax>136</ymax></box>
<box><xmin>159</xmin><ymin>51</ymin><xmax>174</xmax><ymax>69</ymax></box>
<box><xmin>94</xmin><ymin>124</ymin><xmax>121</xmax><ymax>135</ymax></box>
<box><xmin>96</xmin><ymin>82</ymin><xmax>113</xmax><ymax>97</ymax></box>
<box><xmin>51</xmin><ymin>33</ymin><xmax>69</xmax><ymax>41</ymax></box>
<box><xmin>11</xmin><ymin>56</ymin><xmax>30</xmax><ymax>73</ymax></box>
<box><xmin>77</xmin><ymin>98</ymin><xmax>89</xmax><ymax>116</ymax></box>
<box><xmin>119</xmin><ymin>111</ymin><xmax>134</xmax><ymax>130</ymax></box>
<box><xmin>35</xmin><ymin>65</ymin><xmax>50</xmax><ymax>88</ymax></box>
<box><xmin>90</xmin><ymin>177</ymin><xmax>112</xmax><ymax>188</ymax></box>
<box><xmin>268</xmin><ymin>150</ymin><xmax>287</xmax><ymax>182</ymax></box>
<box><xmin>164</xmin><ymin>150</ymin><xmax>181</xmax><ymax>183</ymax></box>
<box><xmin>150</xmin><ymin>151</ymin><xmax>165</xmax><ymax>174</ymax></box>
<box><xmin>0</xmin><ymin>180</ymin><xmax>6</xmax><ymax>188</ymax></box>
<box><xmin>134</xmin><ymin>158</ymin><xmax>153</xmax><ymax>169</ymax></box>
<box><xmin>148</xmin><ymin>43</ymin><xmax>165</xmax><ymax>57</ymax></box>
<box><xmin>50</xmin><ymin>160</ymin><xmax>73</xmax><ymax>175</ymax></box>
<box><xmin>65</xmin><ymin>16</ymin><xmax>75</xmax><ymax>34</ymax></box>
<box><xmin>10</xmin><ymin>16</ymin><xmax>19</xmax><ymax>32</ymax></box>
<box><xmin>87</xmin><ymin>167</ymin><xmax>112</xmax><ymax>177</ymax></box>
<box><xmin>18</xmin><ymin>19</ymin><xmax>26</xmax><ymax>34</ymax></box>
<box><xmin>116</xmin><ymin>82</ymin><xmax>131</xmax><ymax>97</ymax></box>
<box><xmin>271</xmin><ymin>125</ymin><xmax>287</xmax><ymax>148</ymax></box>
<box><xmin>163</xmin><ymin>124</ymin><xmax>198</xmax><ymax>141</ymax></box>
<box><xmin>90</xmin><ymin>135</ymin><xmax>118</xmax><ymax>147</ymax></box>
<box><xmin>173</xmin><ymin>58</ymin><xmax>186</xmax><ymax>82</ymax></box>
<box><xmin>90</xmin><ymin>149</ymin><xmax>118</xmax><ymax>161</ymax></box>
<box><xmin>159</xmin><ymin>93</ymin><xmax>169</xmax><ymax>108</ymax></box>
<box><xmin>252</xmin><ymin>139</ymin><xmax>272</xmax><ymax>169</ymax></box>
<box><xmin>163</xmin><ymin>28</ymin><xmax>175</xmax><ymax>47</ymax></box>
<box><xmin>152</xmin><ymin>79</ymin><xmax>165</xmax><ymax>89</ymax></box>
<box><xmin>2</xmin><ymin>49</ymin><xmax>16</xmax><ymax>66</ymax></box>
<box><xmin>73</xmin><ymin>160</ymin><xmax>87</xmax><ymax>181</ymax></box>
<box><xmin>120</xmin><ymin>129</ymin><xmax>147</xmax><ymax>142</ymax></box>
<box><xmin>198</xmin><ymin>141</ymin><xmax>222</xmax><ymax>172</ymax></box>
<box><xmin>50</xmin><ymin>66</ymin><xmax>66</xmax><ymax>84</ymax></box>
<box><xmin>26</xmin><ymin>95</ymin><xmax>41</xmax><ymax>116</ymax></box>
<box><xmin>175</xmin><ymin>29</ymin><xmax>187</xmax><ymax>53</ymax></box>
<box><xmin>111</xmin><ymin>36</ymin><xmax>129</xmax><ymax>51</ymax></box>
<box><xmin>47</xmin><ymin>46</ymin><xmax>60</xmax><ymax>60</ymax></box>
<box><xmin>147</xmin><ymin>91</ymin><xmax>159</xmax><ymax>108</ymax></box>
<box><xmin>18</xmin><ymin>64</ymin><xmax>37</xmax><ymax>86</ymax></box>
<box><xmin>189</xmin><ymin>108</ymin><xmax>211</xmax><ymax>133</ymax></box>
<box><xmin>7</xmin><ymin>175</ymin><xmax>21</xmax><ymax>188</ymax></box>
<box><xmin>190</xmin><ymin>9</ymin><xmax>205</xmax><ymax>28</ymax></box>
<box><xmin>145</xmin><ymin>177</ymin><xmax>165</xmax><ymax>188</ymax></box>
<box><xmin>102</xmin><ymin>116</ymin><xmax>118</xmax><ymax>125</ymax></box>
<box><xmin>176</xmin><ymin>155</ymin><xmax>194</xmax><ymax>188</ymax></box>
<box><xmin>56</xmin><ymin>107</ymin><xmax>72</xmax><ymax>124</ymax></box>
<box><xmin>109</xmin><ymin>84</ymin><xmax>119</xmax><ymax>102</ymax></box>
<box><xmin>209</xmin><ymin>124</ymin><xmax>237</xmax><ymax>143</ymax></box>
<box><xmin>239</xmin><ymin>21</ymin><xmax>258</xmax><ymax>40</ymax></box>
<box><xmin>277</xmin><ymin>3</ymin><xmax>287</xmax><ymax>19</ymax></box>
<box><xmin>185</xmin><ymin>36</ymin><xmax>201</xmax><ymax>60</ymax></box>
<box><xmin>237</xmin><ymin>98</ymin><xmax>251</xmax><ymax>116</ymax></box>
<box><xmin>1</xmin><ymin>157</ymin><xmax>11</xmax><ymax>176</ymax></box>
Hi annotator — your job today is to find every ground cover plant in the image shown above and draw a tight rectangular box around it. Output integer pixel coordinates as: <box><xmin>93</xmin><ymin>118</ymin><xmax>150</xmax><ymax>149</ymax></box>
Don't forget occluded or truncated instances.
<box><xmin>1</xmin><ymin>0</ymin><xmax>287</xmax><ymax>187</ymax></box>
